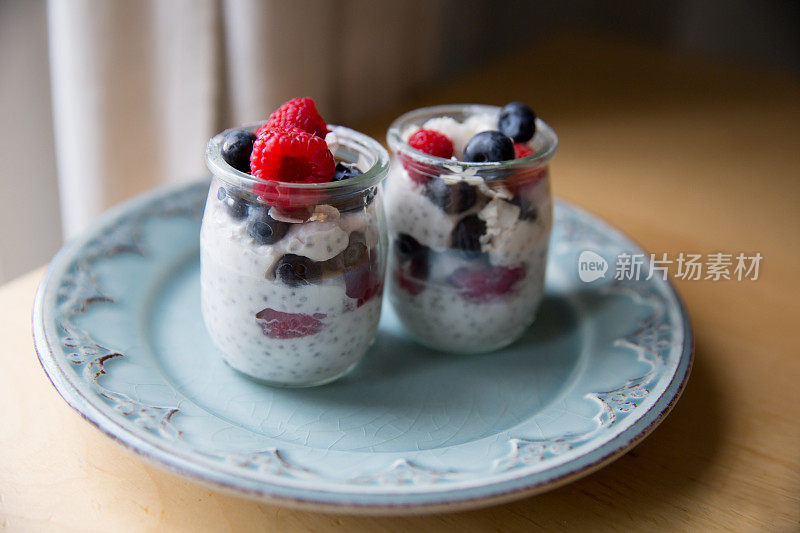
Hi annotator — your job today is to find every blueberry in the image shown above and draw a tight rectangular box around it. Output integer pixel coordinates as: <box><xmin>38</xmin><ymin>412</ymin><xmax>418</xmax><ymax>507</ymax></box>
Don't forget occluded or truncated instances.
<box><xmin>451</xmin><ymin>214</ymin><xmax>486</xmax><ymax>252</ymax></box>
<box><xmin>395</xmin><ymin>233</ymin><xmax>430</xmax><ymax>279</ymax></box>
<box><xmin>328</xmin><ymin>231</ymin><xmax>369</xmax><ymax>272</ymax></box>
<box><xmin>498</xmin><ymin>102</ymin><xmax>537</xmax><ymax>142</ymax></box>
<box><xmin>221</xmin><ymin>129</ymin><xmax>256</xmax><ymax>173</ymax></box>
<box><xmin>223</xmin><ymin>190</ymin><xmax>249</xmax><ymax>220</ymax></box>
<box><xmin>333</xmin><ymin>162</ymin><xmax>362</xmax><ymax>182</ymax></box>
<box><xmin>275</xmin><ymin>254</ymin><xmax>323</xmax><ymax>286</ymax></box>
<box><xmin>423</xmin><ymin>179</ymin><xmax>477</xmax><ymax>214</ymax></box>
<box><xmin>246</xmin><ymin>205</ymin><xmax>289</xmax><ymax>244</ymax></box>
<box><xmin>341</xmin><ymin>232</ymin><xmax>368</xmax><ymax>268</ymax></box>
<box><xmin>395</xmin><ymin>233</ymin><xmax>427</xmax><ymax>260</ymax></box>
<box><xmin>330</xmin><ymin>160</ymin><xmax>369</xmax><ymax>212</ymax></box>
<box><xmin>335</xmin><ymin>186</ymin><xmax>377</xmax><ymax>213</ymax></box>
<box><xmin>509</xmin><ymin>196</ymin><xmax>538</xmax><ymax>221</ymax></box>
<box><xmin>463</xmin><ymin>131</ymin><xmax>515</xmax><ymax>163</ymax></box>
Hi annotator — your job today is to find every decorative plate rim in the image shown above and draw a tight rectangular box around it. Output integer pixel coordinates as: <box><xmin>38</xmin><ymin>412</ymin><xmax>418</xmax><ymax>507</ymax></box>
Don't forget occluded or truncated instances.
<box><xmin>32</xmin><ymin>180</ymin><xmax>693</xmax><ymax>514</ymax></box>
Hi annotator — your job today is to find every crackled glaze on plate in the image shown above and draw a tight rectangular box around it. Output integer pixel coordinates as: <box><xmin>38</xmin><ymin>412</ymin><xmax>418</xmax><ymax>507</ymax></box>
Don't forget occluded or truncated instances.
<box><xmin>33</xmin><ymin>180</ymin><xmax>692</xmax><ymax>513</ymax></box>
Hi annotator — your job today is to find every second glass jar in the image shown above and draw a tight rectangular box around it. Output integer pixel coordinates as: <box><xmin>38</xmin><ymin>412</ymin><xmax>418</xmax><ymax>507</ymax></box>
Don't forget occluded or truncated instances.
<box><xmin>384</xmin><ymin>104</ymin><xmax>557</xmax><ymax>353</ymax></box>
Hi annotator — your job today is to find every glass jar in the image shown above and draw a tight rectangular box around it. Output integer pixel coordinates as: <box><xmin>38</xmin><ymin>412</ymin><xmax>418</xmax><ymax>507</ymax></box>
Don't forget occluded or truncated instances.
<box><xmin>201</xmin><ymin>124</ymin><xmax>389</xmax><ymax>387</ymax></box>
<box><xmin>385</xmin><ymin>104</ymin><xmax>557</xmax><ymax>353</ymax></box>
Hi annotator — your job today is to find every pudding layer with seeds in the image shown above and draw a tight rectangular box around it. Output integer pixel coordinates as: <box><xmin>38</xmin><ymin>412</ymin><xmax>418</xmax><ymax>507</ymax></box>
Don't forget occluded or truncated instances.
<box><xmin>201</xmin><ymin>190</ymin><xmax>383</xmax><ymax>385</ymax></box>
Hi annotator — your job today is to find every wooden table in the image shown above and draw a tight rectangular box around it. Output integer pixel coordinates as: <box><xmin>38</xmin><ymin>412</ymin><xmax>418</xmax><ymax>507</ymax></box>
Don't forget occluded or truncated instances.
<box><xmin>2</xmin><ymin>34</ymin><xmax>799</xmax><ymax>531</ymax></box>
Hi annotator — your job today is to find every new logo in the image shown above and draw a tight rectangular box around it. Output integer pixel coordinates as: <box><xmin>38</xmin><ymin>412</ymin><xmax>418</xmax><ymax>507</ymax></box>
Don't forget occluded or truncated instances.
<box><xmin>578</xmin><ymin>251</ymin><xmax>608</xmax><ymax>282</ymax></box>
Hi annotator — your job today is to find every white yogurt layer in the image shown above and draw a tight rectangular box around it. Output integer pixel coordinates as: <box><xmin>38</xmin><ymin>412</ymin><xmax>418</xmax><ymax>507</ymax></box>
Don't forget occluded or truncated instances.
<box><xmin>200</xmin><ymin>191</ymin><xmax>383</xmax><ymax>385</ymax></box>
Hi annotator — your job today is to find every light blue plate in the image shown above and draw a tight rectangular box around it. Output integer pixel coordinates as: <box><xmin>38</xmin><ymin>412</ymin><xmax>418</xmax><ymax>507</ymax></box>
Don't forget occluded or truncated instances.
<box><xmin>33</xmin><ymin>181</ymin><xmax>692</xmax><ymax>514</ymax></box>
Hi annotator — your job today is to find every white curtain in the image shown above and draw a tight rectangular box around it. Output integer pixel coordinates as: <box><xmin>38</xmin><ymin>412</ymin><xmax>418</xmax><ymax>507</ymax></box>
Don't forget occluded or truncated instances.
<box><xmin>0</xmin><ymin>0</ymin><xmax>445</xmax><ymax>282</ymax></box>
<box><xmin>0</xmin><ymin>0</ymin><xmax>61</xmax><ymax>281</ymax></box>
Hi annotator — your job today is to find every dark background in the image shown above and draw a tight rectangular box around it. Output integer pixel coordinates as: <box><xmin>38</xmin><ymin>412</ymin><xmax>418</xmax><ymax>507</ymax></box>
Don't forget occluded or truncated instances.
<box><xmin>440</xmin><ymin>0</ymin><xmax>799</xmax><ymax>75</ymax></box>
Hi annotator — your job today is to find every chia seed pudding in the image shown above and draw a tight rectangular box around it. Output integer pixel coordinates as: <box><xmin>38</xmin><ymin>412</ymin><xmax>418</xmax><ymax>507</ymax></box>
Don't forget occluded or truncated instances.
<box><xmin>201</xmin><ymin>98</ymin><xmax>389</xmax><ymax>386</ymax></box>
<box><xmin>385</xmin><ymin>103</ymin><xmax>557</xmax><ymax>353</ymax></box>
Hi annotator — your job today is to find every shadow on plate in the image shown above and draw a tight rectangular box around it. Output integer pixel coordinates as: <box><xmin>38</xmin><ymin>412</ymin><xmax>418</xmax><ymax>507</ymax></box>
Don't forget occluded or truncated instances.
<box><xmin>275</xmin><ymin>294</ymin><xmax>582</xmax><ymax>422</ymax></box>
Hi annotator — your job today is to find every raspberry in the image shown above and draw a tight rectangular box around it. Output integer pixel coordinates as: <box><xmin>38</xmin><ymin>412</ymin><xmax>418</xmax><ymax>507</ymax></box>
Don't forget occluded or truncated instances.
<box><xmin>251</xmin><ymin>181</ymin><xmax>319</xmax><ymax>214</ymax></box>
<box><xmin>506</xmin><ymin>166</ymin><xmax>547</xmax><ymax>195</ymax></box>
<box><xmin>257</xmin><ymin>97</ymin><xmax>328</xmax><ymax>138</ymax></box>
<box><xmin>447</xmin><ymin>265</ymin><xmax>525</xmax><ymax>302</ymax></box>
<box><xmin>507</xmin><ymin>143</ymin><xmax>546</xmax><ymax>195</ymax></box>
<box><xmin>255</xmin><ymin>308</ymin><xmax>326</xmax><ymax>339</ymax></box>
<box><xmin>409</xmin><ymin>129</ymin><xmax>454</xmax><ymax>159</ymax></box>
<box><xmin>402</xmin><ymin>129</ymin><xmax>454</xmax><ymax>185</ymax></box>
<box><xmin>251</xmin><ymin>127</ymin><xmax>334</xmax><ymax>183</ymax></box>
<box><xmin>344</xmin><ymin>254</ymin><xmax>383</xmax><ymax>306</ymax></box>
<box><xmin>513</xmin><ymin>143</ymin><xmax>535</xmax><ymax>159</ymax></box>
<box><xmin>250</xmin><ymin>127</ymin><xmax>334</xmax><ymax>211</ymax></box>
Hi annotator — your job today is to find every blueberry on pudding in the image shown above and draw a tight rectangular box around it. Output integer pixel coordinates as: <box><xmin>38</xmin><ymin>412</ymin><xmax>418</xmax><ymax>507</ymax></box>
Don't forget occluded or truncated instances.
<box><xmin>384</xmin><ymin>103</ymin><xmax>556</xmax><ymax>353</ymax></box>
<box><xmin>463</xmin><ymin>130</ymin><xmax>515</xmax><ymax>162</ymax></box>
<box><xmin>498</xmin><ymin>101</ymin><xmax>537</xmax><ymax>142</ymax></box>
<box><xmin>221</xmin><ymin>129</ymin><xmax>257</xmax><ymax>173</ymax></box>
<box><xmin>246</xmin><ymin>204</ymin><xmax>290</xmax><ymax>245</ymax></box>
<box><xmin>200</xmin><ymin>98</ymin><xmax>389</xmax><ymax>386</ymax></box>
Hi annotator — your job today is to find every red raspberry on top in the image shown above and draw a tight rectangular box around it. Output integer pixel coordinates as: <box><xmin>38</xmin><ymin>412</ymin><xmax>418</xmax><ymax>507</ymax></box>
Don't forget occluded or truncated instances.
<box><xmin>408</xmin><ymin>129</ymin><xmax>454</xmax><ymax>159</ymax></box>
<box><xmin>257</xmin><ymin>97</ymin><xmax>328</xmax><ymax>138</ymax></box>
<box><xmin>250</xmin><ymin>126</ymin><xmax>334</xmax><ymax>211</ymax></box>
<box><xmin>250</xmin><ymin>126</ymin><xmax>334</xmax><ymax>183</ymax></box>
<box><xmin>403</xmin><ymin>129</ymin><xmax>454</xmax><ymax>185</ymax></box>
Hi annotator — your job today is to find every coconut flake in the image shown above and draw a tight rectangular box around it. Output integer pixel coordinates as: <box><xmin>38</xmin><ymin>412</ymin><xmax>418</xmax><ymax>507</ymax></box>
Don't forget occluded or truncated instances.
<box><xmin>308</xmin><ymin>203</ymin><xmax>341</xmax><ymax>223</ymax></box>
<box><xmin>268</xmin><ymin>207</ymin><xmax>310</xmax><ymax>224</ymax></box>
<box><xmin>325</xmin><ymin>131</ymin><xmax>339</xmax><ymax>154</ymax></box>
<box><xmin>479</xmin><ymin>198</ymin><xmax>521</xmax><ymax>246</ymax></box>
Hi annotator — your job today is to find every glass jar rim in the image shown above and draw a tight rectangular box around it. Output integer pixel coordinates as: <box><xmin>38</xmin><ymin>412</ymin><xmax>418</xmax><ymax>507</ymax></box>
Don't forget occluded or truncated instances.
<box><xmin>386</xmin><ymin>104</ymin><xmax>558</xmax><ymax>168</ymax></box>
<box><xmin>206</xmin><ymin>123</ymin><xmax>390</xmax><ymax>195</ymax></box>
